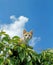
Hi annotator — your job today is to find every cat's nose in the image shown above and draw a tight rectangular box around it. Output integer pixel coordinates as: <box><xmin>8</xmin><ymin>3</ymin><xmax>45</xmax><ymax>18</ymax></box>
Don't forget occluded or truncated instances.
<box><xmin>26</xmin><ymin>36</ymin><xmax>28</xmax><ymax>38</ymax></box>
<box><xmin>27</xmin><ymin>37</ymin><xmax>29</xmax><ymax>39</ymax></box>
<box><xmin>26</xmin><ymin>36</ymin><xmax>28</xmax><ymax>39</ymax></box>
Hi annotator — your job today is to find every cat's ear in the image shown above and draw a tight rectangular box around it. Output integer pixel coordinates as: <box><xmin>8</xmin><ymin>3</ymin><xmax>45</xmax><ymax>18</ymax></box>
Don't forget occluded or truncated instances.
<box><xmin>23</xmin><ymin>29</ymin><xmax>26</xmax><ymax>34</ymax></box>
<box><xmin>30</xmin><ymin>30</ymin><xmax>33</xmax><ymax>35</ymax></box>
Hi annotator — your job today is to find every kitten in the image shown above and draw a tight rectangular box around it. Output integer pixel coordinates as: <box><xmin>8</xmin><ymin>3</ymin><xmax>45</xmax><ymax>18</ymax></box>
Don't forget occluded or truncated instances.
<box><xmin>19</xmin><ymin>30</ymin><xmax>33</xmax><ymax>44</ymax></box>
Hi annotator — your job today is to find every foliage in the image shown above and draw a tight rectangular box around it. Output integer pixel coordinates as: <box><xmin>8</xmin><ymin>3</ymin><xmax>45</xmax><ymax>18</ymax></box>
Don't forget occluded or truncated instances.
<box><xmin>0</xmin><ymin>31</ymin><xmax>53</xmax><ymax>65</ymax></box>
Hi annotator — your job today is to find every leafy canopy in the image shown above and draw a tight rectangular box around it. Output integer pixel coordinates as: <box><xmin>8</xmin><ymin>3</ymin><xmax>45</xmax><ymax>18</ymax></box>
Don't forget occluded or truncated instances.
<box><xmin>0</xmin><ymin>31</ymin><xmax>53</xmax><ymax>65</ymax></box>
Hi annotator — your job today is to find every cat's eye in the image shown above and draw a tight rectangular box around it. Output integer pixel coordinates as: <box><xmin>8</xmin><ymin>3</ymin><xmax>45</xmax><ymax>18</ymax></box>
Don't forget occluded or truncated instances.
<box><xmin>25</xmin><ymin>35</ymin><xmax>27</xmax><ymax>36</ymax></box>
<box><xmin>29</xmin><ymin>35</ymin><xmax>30</xmax><ymax>36</ymax></box>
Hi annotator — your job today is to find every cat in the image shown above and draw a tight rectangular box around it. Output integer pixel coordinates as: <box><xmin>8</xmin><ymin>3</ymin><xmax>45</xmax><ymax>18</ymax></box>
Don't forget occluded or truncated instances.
<box><xmin>18</xmin><ymin>29</ymin><xmax>33</xmax><ymax>44</ymax></box>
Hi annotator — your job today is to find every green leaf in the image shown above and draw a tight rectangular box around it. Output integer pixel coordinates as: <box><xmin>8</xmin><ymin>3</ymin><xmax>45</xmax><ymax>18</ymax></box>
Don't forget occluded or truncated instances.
<box><xmin>0</xmin><ymin>57</ymin><xmax>4</xmax><ymax>65</ymax></box>
<box><xmin>26</xmin><ymin>61</ymin><xmax>33</xmax><ymax>65</ymax></box>
<box><xmin>20</xmin><ymin>43</ymin><xmax>26</xmax><ymax>48</ymax></box>
<box><xmin>12</xmin><ymin>36</ymin><xmax>20</xmax><ymax>40</ymax></box>
<box><xmin>26</xmin><ymin>55</ymin><xmax>31</xmax><ymax>62</ymax></box>
<box><xmin>2</xmin><ymin>37</ymin><xmax>9</xmax><ymax>42</ymax></box>
<box><xmin>15</xmin><ymin>57</ymin><xmax>20</xmax><ymax>65</ymax></box>
<box><xmin>0</xmin><ymin>31</ymin><xmax>6</xmax><ymax>36</ymax></box>
<box><xmin>19</xmin><ymin>50</ymin><xmax>25</xmax><ymax>62</ymax></box>
<box><xmin>29</xmin><ymin>51</ymin><xmax>37</xmax><ymax>61</ymax></box>
<box><xmin>17</xmin><ymin>46</ymin><xmax>22</xmax><ymax>53</ymax></box>
<box><xmin>6</xmin><ymin>58</ymin><xmax>15</xmax><ymax>65</ymax></box>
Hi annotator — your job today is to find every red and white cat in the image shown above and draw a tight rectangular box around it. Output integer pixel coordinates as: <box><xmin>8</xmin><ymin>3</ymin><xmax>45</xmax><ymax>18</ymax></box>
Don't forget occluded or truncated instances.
<box><xmin>19</xmin><ymin>29</ymin><xmax>33</xmax><ymax>44</ymax></box>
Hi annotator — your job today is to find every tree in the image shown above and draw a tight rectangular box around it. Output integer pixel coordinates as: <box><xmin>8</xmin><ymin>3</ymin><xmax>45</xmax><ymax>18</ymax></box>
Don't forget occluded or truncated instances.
<box><xmin>0</xmin><ymin>31</ymin><xmax>53</xmax><ymax>65</ymax></box>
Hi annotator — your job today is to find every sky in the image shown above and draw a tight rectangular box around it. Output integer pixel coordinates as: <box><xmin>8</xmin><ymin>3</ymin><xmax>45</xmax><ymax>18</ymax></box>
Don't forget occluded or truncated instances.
<box><xmin>0</xmin><ymin>0</ymin><xmax>53</xmax><ymax>53</ymax></box>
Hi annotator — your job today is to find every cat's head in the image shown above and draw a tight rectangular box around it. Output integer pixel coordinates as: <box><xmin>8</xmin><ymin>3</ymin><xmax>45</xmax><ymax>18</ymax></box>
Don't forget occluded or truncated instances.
<box><xmin>23</xmin><ymin>29</ymin><xmax>33</xmax><ymax>40</ymax></box>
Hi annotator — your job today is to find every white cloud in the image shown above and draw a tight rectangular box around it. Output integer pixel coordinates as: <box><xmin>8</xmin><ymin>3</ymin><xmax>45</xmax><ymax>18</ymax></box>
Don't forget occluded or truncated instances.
<box><xmin>0</xmin><ymin>15</ymin><xmax>41</xmax><ymax>48</ymax></box>
<box><xmin>0</xmin><ymin>15</ymin><xmax>29</xmax><ymax>37</ymax></box>
<box><xmin>29</xmin><ymin>37</ymin><xmax>41</xmax><ymax>47</ymax></box>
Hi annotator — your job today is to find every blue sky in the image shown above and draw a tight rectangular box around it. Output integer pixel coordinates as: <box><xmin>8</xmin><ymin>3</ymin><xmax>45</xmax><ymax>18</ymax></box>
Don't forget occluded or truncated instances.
<box><xmin>0</xmin><ymin>0</ymin><xmax>53</xmax><ymax>53</ymax></box>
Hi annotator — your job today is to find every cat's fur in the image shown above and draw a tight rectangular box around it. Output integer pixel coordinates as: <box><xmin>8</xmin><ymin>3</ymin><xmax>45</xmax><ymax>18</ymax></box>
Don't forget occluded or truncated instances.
<box><xmin>19</xmin><ymin>30</ymin><xmax>33</xmax><ymax>44</ymax></box>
